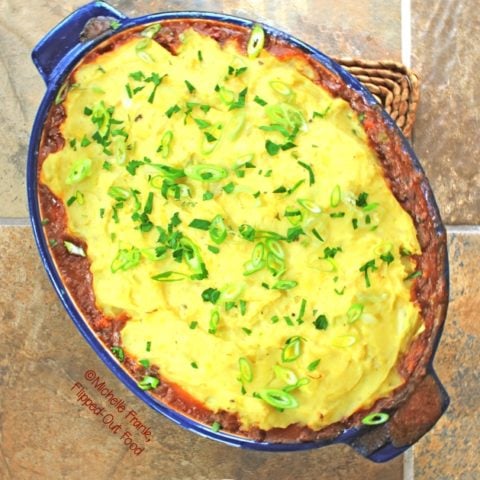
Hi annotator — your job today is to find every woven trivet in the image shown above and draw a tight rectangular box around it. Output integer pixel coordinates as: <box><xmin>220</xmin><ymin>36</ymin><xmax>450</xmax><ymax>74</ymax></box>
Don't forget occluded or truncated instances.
<box><xmin>333</xmin><ymin>58</ymin><xmax>419</xmax><ymax>138</ymax></box>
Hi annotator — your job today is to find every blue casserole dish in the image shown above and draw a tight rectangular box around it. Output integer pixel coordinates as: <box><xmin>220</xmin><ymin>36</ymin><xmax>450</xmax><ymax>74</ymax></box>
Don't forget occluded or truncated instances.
<box><xmin>27</xmin><ymin>1</ymin><xmax>450</xmax><ymax>462</ymax></box>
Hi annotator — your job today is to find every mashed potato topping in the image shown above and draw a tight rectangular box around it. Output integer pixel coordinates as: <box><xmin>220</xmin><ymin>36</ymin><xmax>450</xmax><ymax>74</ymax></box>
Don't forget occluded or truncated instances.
<box><xmin>42</xmin><ymin>27</ymin><xmax>422</xmax><ymax>431</ymax></box>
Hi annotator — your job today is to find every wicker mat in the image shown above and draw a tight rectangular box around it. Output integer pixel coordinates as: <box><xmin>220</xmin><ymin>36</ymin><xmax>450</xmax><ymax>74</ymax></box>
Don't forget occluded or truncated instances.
<box><xmin>333</xmin><ymin>58</ymin><xmax>419</xmax><ymax>138</ymax></box>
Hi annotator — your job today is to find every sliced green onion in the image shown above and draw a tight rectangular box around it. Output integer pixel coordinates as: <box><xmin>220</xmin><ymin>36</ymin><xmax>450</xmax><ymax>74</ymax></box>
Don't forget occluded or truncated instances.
<box><xmin>244</xmin><ymin>243</ymin><xmax>266</xmax><ymax>275</ymax></box>
<box><xmin>272</xmin><ymin>280</ymin><xmax>297</xmax><ymax>290</ymax></box>
<box><xmin>332</xmin><ymin>335</ymin><xmax>357</xmax><ymax>347</ymax></box>
<box><xmin>159</xmin><ymin>130</ymin><xmax>173</xmax><ymax>158</ymax></box>
<box><xmin>284</xmin><ymin>206</ymin><xmax>303</xmax><ymax>226</ymax></box>
<box><xmin>297</xmin><ymin>198</ymin><xmax>321</xmax><ymax>213</ymax></box>
<box><xmin>266</xmin><ymin>253</ymin><xmax>286</xmax><ymax>277</ymax></box>
<box><xmin>247</xmin><ymin>24</ymin><xmax>265</xmax><ymax>59</ymax></box>
<box><xmin>141</xmin><ymin>23</ymin><xmax>161</xmax><ymax>38</ymax></box>
<box><xmin>218</xmin><ymin>86</ymin><xmax>235</xmax><ymax>105</ymax></box>
<box><xmin>269</xmin><ymin>80</ymin><xmax>292</xmax><ymax>96</ymax></box>
<box><xmin>297</xmin><ymin>161</ymin><xmax>315</xmax><ymax>185</ymax></box>
<box><xmin>63</xmin><ymin>241</ymin><xmax>86</xmax><ymax>257</ymax></box>
<box><xmin>347</xmin><ymin>303</ymin><xmax>364</xmax><ymax>324</ymax></box>
<box><xmin>135</xmin><ymin>38</ymin><xmax>153</xmax><ymax>62</ymax></box>
<box><xmin>111</xmin><ymin>346</ymin><xmax>124</xmax><ymax>362</ymax></box>
<box><xmin>266</xmin><ymin>103</ymin><xmax>307</xmax><ymax>134</ymax></box>
<box><xmin>330</xmin><ymin>185</ymin><xmax>341</xmax><ymax>207</ymax></box>
<box><xmin>209</xmin><ymin>215</ymin><xmax>227</xmax><ymax>244</ymax></box>
<box><xmin>55</xmin><ymin>81</ymin><xmax>70</xmax><ymax>105</ymax></box>
<box><xmin>113</xmin><ymin>137</ymin><xmax>127</xmax><ymax>164</ymax></box>
<box><xmin>226</xmin><ymin>111</ymin><xmax>246</xmax><ymax>140</ymax></box>
<box><xmin>307</xmin><ymin>359</ymin><xmax>320</xmax><ymax>371</ymax></box>
<box><xmin>220</xmin><ymin>283</ymin><xmax>245</xmax><ymax>302</ymax></box>
<box><xmin>150</xmin><ymin>163</ymin><xmax>185</xmax><ymax>180</ymax></box>
<box><xmin>138</xmin><ymin>375</ymin><xmax>160</xmax><ymax>390</ymax></box>
<box><xmin>362</xmin><ymin>412</ymin><xmax>390</xmax><ymax>426</ymax></box>
<box><xmin>141</xmin><ymin>247</ymin><xmax>167</xmax><ymax>261</ymax></box>
<box><xmin>239</xmin><ymin>357</ymin><xmax>253</xmax><ymax>383</ymax></box>
<box><xmin>180</xmin><ymin>237</ymin><xmax>207</xmax><ymax>278</ymax></box>
<box><xmin>283</xmin><ymin>377</ymin><xmax>310</xmax><ymax>392</ymax></box>
<box><xmin>211</xmin><ymin>421</ymin><xmax>222</xmax><ymax>432</ymax></box>
<box><xmin>239</xmin><ymin>224</ymin><xmax>256</xmax><ymax>241</ymax></box>
<box><xmin>266</xmin><ymin>239</ymin><xmax>284</xmax><ymax>259</ymax></box>
<box><xmin>258</xmin><ymin>389</ymin><xmax>298</xmax><ymax>409</ymax></box>
<box><xmin>151</xmin><ymin>271</ymin><xmax>188</xmax><ymax>282</ymax></box>
<box><xmin>107</xmin><ymin>186</ymin><xmax>130</xmax><ymax>201</ymax></box>
<box><xmin>185</xmin><ymin>164</ymin><xmax>228</xmax><ymax>182</ymax></box>
<box><xmin>66</xmin><ymin>159</ymin><xmax>92</xmax><ymax>184</ymax></box>
<box><xmin>281</xmin><ymin>336</ymin><xmax>302</xmax><ymax>362</ymax></box>
<box><xmin>111</xmin><ymin>247</ymin><xmax>141</xmax><ymax>272</ymax></box>
<box><xmin>273</xmin><ymin>365</ymin><xmax>298</xmax><ymax>385</ymax></box>
<box><xmin>208</xmin><ymin>309</ymin><xmax>220</xmax><ymax>334</ymax></box>
<box><xmin>364</xmin><ymin>202</ymin><xmax>379</xmax><ymax>212</ymax></box>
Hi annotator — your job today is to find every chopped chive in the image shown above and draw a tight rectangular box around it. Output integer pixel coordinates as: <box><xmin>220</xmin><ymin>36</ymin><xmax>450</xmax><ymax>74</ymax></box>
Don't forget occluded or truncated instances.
<box><xmin>273</xmin><ymin>186</ymin><xmax>287</xmax><ymax>193</ymax></box>
<box><xmin>208</xmin><ymin>245</ymin><xmax>220</xmax><ymax>254</ymax></box>
<box><xmin>297</xmin><ymin>161</ymin><xmax>315</xmax><ymax>185</ymax></box>
<box><xmin>197</xmin><ymin>50</ymin><xmax>203</xmax><ymax>61</ymax></box>
<box><xmin>271</xmin><ymin>315</ymin><xmax>280</xmax><ymax>324</ymax></box>
<box><xmin>191</xmin><ymin>361</ymin><xmax>198</xmax><ymax>369</ymax></box>
<box><xmin>380</xmin><ymin>252</ymin><xmax>395</xmax><ymax>264</ymax></box>
<box><xmin>297</xmin><ymin>299</ymin><xmax>307</xmax><ymax>324</ymax></box>
<box><xmin>359</xmin><ymin>259</ymin><xmax>378</xmax><ymax>288</ymax></box>
<box><xmin>139</xmin><ymin>359</ymin><xmax>150</xmax><ymax>368</ymax></box>
<box><xmin>239</xmin><ymin>224</ymin><xmax>256</xmax><ymax>241</ymax></box>
<box><xmin>189</xmin><ymin>321</ymin><xmax>198</xmax><ymax>330</ymax></box>
<box><xmin>352</xmin><ymin>218</ymin><xmax>359</xmax><ymax>229</ymax></box>
<box><xmin>356</xmin><ymin>192</ymin><xmax>368</xmax><ymax>207</ymax></box>
<box><xmin>201</xmin><ymin>287</ymin><xmax>221</xmax><ymax>305</ymax></box>
<box><xmin>223</xmin><ymin>182</ymin><xmax>235</xmax><ymax>194</ymax></box>
<box><xmin>239</xmin><ymin>300</ymin><xmax>247</xmax><ymax>316</ymax></box>
<box><xmin>313</xmin><ymin>314</ymin><xmax>328</xmax><ymax>330</ymax></box>
<box><xmin>211</xmin><ymin>421</ymin><xmax>222</xmax><ymax>432</ymax></box>
<box><xmin>189</xmin><ymin>218</ymin><xmax>211</xmax><ymax>230</ymax></box>
<box><xmin>254</xmin><ymin>95</ymin><xmax>267</xmax><ymax>106</ymax></box>
<box><xmin>203</xmin><ymin>191</ymin><xmax>214</xmax><ymax>201</ymax></box>
<box><xmin>49</xmin><ymin>238</ymin><xmax>58</xmax><ymax>247</ymax></box>
<box><xmin>330</xmin><ymin>212</ymin><xmax>345</xmax><ymax>218</ymax></box>
<box><xmin>284</xmin><ymin>315</ymin><xmax>294</xmax><ymax>326</ymax></box>
<box><xmin>405</xmin><ymin>270</ymin><xmax>422</xmax><ymax>281</ymax></box>
<box><xmin>165</xmin><ymin>104</ymin><xmax>181</xmax><ymax>118</ymax></box>
<box><xmin>242</xmin><ymin>327</ymin><xmax>252</xmax><ymax>335</ymax></box>
<box><xmin>307</xmin><ymin>359</ymin><xmax>320</xmax><ymax>371</ymax></box>
<box><xmin>184</xmin><ymin>80</ymin><xmax>196</xmax><ymax>93</ymax></box>
<box><xmin>194</xmin><ymin>118</ymin><xmax>211</xmax><ymax>129</ymax></box>
<box><xmin>146</xmin><ymin>341</ymin><xmax>152</xmax><ymax>352</ymax></box>
<box><xmin>312</xmin><ymin>228</ymin><xmax>324</xmax><ymax>242</ymax></box>
<box><xmin>265</xmin><ymin>140</ymin><xmax>281</xmax><ymax>156</ymax></box>
<box><xmin>41</xmin><ymin>218</ymin><xmax>50</xmax><ymax>226</ymax></box>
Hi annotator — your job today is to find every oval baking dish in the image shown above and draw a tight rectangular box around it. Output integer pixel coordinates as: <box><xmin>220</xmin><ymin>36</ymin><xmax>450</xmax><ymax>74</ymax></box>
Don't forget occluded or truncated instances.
<box><xmin>27</xmin><ymin>1</ymin><xmax>449</xmax><ymax>462</ymax></box>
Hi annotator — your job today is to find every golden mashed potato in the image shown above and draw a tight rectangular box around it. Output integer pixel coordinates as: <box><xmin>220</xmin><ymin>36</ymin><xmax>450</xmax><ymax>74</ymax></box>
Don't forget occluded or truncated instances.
<box><xmin>42</xmin><ymin>27</ymin><xmax>422</xmax><ymax>431</ymax></box>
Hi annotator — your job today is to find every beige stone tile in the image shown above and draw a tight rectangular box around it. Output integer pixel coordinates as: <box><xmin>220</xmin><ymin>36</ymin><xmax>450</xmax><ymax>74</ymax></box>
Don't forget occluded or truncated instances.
<box><xmin>0</xmin><ymin>0</ymin><xmax>400</xmax><ymax>218</ymax></box>
<box><xmin>0</xmin><ymin>226</ymin><xmax>405</xmax><ymax>479</ymax></box>
<box><xmin>412</xmin><ymin>1</ymin><xmax>480</xmax><ymax>224</ymax></box>
<box><xmin>413</xmin><ymin>229</ymin><xmax>480</xmax><ymax>479</ymax></box>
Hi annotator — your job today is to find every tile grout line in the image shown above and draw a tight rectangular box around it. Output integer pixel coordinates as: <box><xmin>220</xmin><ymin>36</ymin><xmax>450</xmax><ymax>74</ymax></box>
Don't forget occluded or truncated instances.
<box><xmin>404</xmin><ymin>447</ymin><xmax>415</xmax><ymax>480</ymax></box>
<box><xmin>401</xmin><ymin>0</ymin><xmax>412</xmax><ymax>68</ymax></box>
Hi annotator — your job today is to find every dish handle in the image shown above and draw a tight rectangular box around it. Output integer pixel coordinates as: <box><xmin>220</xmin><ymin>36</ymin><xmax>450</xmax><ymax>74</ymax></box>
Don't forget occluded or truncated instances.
<box><xmin>349</xmin><ymin>371</ymin><xmax>449</xmax><ymax>463</ymax></box>
<box><xmin>32</xmin><ymin>1</ymin><xmax>127</xmax><ymax>84</ymax></box>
